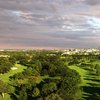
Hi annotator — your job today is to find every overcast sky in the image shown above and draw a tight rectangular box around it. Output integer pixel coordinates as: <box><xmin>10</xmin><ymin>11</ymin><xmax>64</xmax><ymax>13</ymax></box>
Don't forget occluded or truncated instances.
<box><xmin>0</xmin><ymin>0</ymin><xmax>100</xmax><ymax>49</ymax></box>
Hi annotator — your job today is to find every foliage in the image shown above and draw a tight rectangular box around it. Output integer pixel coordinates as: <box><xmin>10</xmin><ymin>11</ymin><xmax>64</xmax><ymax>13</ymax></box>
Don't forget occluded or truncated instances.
<box><xmin>1</xmin><ymin>50</ymin><xmax>100</xmax><ymax>100</ymax></box>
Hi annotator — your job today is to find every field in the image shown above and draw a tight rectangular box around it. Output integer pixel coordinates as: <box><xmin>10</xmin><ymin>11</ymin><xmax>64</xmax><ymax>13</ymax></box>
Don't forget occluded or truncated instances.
<box><xmin>68</xmin><ymin>60</ymin><xmax>100</xmax><ymax>100</ymax></box>
<box><xmin>0</xmin><ymin>93</ymin><xmax>11</xmax><ymax>100</ymax></box>
<box><xmin>0</xmin><ymin>51</ymin><xmax>100</xmax><ymax>100</ymax></box>
<box><xmin>0</xmin><ymin>64</ymin><xmax>26</xmax><ymax>100</ymax></box>
<box><xmin>1</xmin><ymin>63</ymin><xmax>100</xmax><ymax>100</ymax></box>
<box><xmin>0</xmin><ymin>64</ymin><xmax>27</xmax><ymax>83</ymax></box>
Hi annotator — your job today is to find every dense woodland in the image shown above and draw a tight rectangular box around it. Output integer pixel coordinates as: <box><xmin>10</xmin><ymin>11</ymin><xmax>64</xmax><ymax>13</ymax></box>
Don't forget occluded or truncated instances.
<box><xmin>0</xmin><ymin>50</ymin><xmax>100</xmax><ymax>100</ymax></box>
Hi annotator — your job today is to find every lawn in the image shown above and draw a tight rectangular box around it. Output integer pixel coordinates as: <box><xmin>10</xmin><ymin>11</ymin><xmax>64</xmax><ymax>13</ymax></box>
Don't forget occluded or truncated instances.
<box><xmin>0</xmin><ymin>93</ymin><xmax>11</xmax><ymax>100</ymax></box>
<box><xmin>68</xmin><ymin>65</ymin><xmax>88</xmax><ymax>86</ymax></box>
<box><xmin>0</xmin><ymin>64</ymin><xmax>27</xmax><ymax>100</ymax></box>
<box><xmin>92</xmin><ymin>60</ymin><xmax>100</xmax><ymax>65</ymax></box>
<box><xmin>68</xmin><ymin>65</ymin><xmax>100</xmax><ymax>99</ymax></box>
<box><xmin>0</xmin><ymin>64</ymin><xmax>27</xmax><ymax>83</ymax></box>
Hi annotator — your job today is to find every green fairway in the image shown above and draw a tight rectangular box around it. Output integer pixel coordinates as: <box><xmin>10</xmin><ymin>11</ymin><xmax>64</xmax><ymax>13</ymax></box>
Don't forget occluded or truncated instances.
<box><xmin>0</xmin><ymin>64</ymin><xmax>27</xmax><ymax>83</ymax></box>
<box><xmin>68</xmin><ymin>65</ymin><xmax>88</xmax><ymax>86</ymax></box>
<box><xmin>92</xmin><ymin>60</ymin><xmax>100</xmax><ymax>66</ymax></box>
<box><xmin>69</xmin><ymin>65</ymin><xmax>100</xmax><ymax>85</ymax></box>
<box><xmin>0</xmin><ymin>64</ymin><xmax>27</xmax><ymax>100</ymax></box>
<box><xmin>0</xmin><ymin>93</ymin><xmax>11</xmax><ymax>100</ymax></box>
<box><xmin>68</xmin><ymin>65</ymin><xmax>100</xmax><ymax>99</ymax></box>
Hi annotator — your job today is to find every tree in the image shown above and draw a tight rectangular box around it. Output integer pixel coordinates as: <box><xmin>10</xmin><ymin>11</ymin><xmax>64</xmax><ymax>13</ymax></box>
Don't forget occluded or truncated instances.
<box><xmin>32</xmin><ymin>87</ymin><xmax>40</xmax><ymax>97</ymax></box>
<box><xmin>42</xmin><ymin>82</ymin><xmax>57</xmax><ymax>95</ymax></box>
<box><xmin>0</xmin><ymin>57</ymin><xmax>13</xmax><ymax>73</ymax></box>
<box><xmin>95</xmin><ymin>64</ymin><xmax>100</xmax><ymax>76</ymax></box>
<box><xmin>18</xmin><ymin>87</ymin><xmax>27</xmax><ymax>100</ymax></box>
<box><xmin>46</xmin><ymin>93</ymin><xmax>63</xmax><ymax>100</ymax></box>
<box><xmin>0</xmin><ymin>80</ymin><xmax>11</xmax><ymax>98</ymax></box>
<box><xmin>58</xmin><ymin>69</ymin><xmax>81</xmax><ymax>100</ymax></box>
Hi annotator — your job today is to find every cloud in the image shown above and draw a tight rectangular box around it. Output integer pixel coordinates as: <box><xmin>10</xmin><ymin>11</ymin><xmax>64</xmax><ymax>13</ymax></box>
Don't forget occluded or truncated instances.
<box><xmin>85</xmin><ymin>0</ymin><xmax>100</xmax><ymax>6</ymax></box>
<box><xmin>11</xmin><ymin>10</ymin><xmax>37</xmax><ymax>25</ymax></box>
<box><xmin>0</xmin><ymin>0</ymin><xmax>100</xmax><ymax>49</ymax></box>
<box><xmin>86</xmin><ymin>16</ymin><xmax>100</xmax><ymax>30</ymax></box>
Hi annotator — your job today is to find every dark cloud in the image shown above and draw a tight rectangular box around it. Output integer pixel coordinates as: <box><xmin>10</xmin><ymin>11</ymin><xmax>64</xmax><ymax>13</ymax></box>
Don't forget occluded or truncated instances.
<box><xmin>85</xmin><ymin>0</ymin><xmax>100</xmax><ymax>6</ymax></box>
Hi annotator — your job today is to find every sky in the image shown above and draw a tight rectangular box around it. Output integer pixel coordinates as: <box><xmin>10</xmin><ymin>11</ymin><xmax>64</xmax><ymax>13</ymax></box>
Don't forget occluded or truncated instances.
<box><xmin>0</xmin><ymin>0</ymin><xmax>100</xmax><ymax>49</ymax></box>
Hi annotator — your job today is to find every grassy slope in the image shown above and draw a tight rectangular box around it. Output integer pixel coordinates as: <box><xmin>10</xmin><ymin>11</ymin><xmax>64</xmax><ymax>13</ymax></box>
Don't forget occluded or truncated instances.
<box><xmin>68</xmin><ymin>65</ymin><xmax>88</xmax><ymax>86</ymax></box>
<box><xmin>0</xmin><ymin>64</ymin><xmax>27</xmax><ymax>83</ymax></box>
<box><xmin>0</xmin><ymin>93</ymin><xmax>11</xmax><ymax>100</ymax></box>
<box><xmin>0</xmin><ymin>64</ymin><xmax>27</xmax><ymax>100</ymax></box>
<box><xmin>92</xmin><ymin>60</ymin><xmax>100</xmax><ymax>65</ymax></box>
<box><xmin>68</xmin><ymin>61</ymin><xmax>100</xmax><ymax>99</ymax></box>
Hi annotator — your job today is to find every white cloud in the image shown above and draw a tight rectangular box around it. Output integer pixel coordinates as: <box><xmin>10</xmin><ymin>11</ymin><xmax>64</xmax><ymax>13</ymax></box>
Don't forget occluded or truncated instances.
<box><xmin>86</xmin><ymin>16</ymin><xmax>100</xmax><ymax>29</ymax></box>
<box><xmin>10</xmin><ymin>10</ymin><xmax>37</xmax><ymax>24</ymax></box>
<box><xmin>57</xmin><ymin>15</ymin><xmax>100</xmax><ymax>32</ymax></box>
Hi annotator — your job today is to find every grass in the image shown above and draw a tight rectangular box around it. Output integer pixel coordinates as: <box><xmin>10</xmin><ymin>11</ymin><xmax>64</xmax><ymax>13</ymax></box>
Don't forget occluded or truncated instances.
<box><xmin>0</xmin><ymin>64</ymin><xmax>27</xmax><ymax>100</ymax></box>
<box><xmin>0</xmin><ymin>60</ymin><xmax>100</xmax><ymax>100</ymax></box>
<box><xmin>0</xmin><ymin>93</ymin><xmax>11</xmax><ymax>100</ymax></box>
<box><xmin>0</xmin><ymin>64</ymin><xmax>27</xmax><ymax>83</ymax></box>
<box><xmin>68</xmin><ymin>65</ymin><xmax>88</xmax><ymax>86</ymax></box>
<box><xmin>92</xmin><ymin>60</ymin><xmax>100</xmax><ymax>65</ymax></box>
<box><xmin>68</xmin><ymin>64</ymin><xmax>100</xmax><ymax>100</ymax></box>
